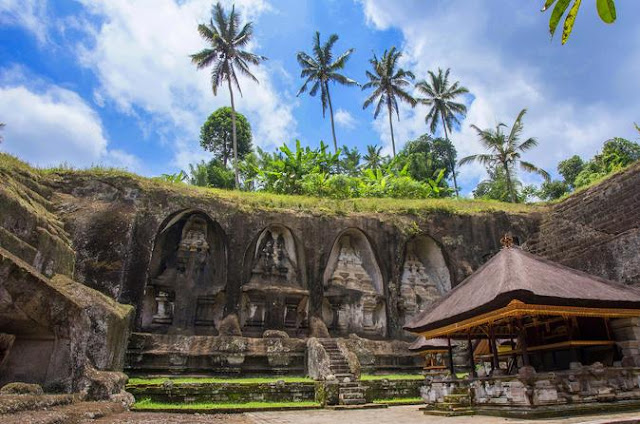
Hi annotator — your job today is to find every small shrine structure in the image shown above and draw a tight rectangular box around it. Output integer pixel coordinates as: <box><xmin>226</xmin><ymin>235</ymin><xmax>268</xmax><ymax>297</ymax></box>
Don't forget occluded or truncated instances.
<box><xmin>405</xmin><ymin>235</ymin><xmax>640</xmax><ymax>416</ymax></box>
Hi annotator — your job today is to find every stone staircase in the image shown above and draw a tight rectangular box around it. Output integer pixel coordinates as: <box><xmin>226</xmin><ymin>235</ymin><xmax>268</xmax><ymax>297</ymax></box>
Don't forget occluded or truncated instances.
<box><xmin>319</xmin><ymin>339</ymin><xmax>367</xmax><ymax>406</ymax></box>
<box><xmin>423</xmin><ymin>386</ymin><xmax>474</xmax><ymax>417</ymax></box>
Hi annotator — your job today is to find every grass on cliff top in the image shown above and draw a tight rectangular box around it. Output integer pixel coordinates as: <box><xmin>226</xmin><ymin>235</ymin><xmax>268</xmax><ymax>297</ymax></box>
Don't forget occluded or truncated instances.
<box><xmin>127</xmin><ymin>376</ymin><xmax>312</xmax><ymax>386</ymax></box>
<box><xmin>132</xmin><ymin>399</ymin><xmax>320</xmax><ymax>410</ymax></box>
<box><xmin>0</xmin><ymin>152</ymin><xmax>540</xmax><ymax>216</ymax></box>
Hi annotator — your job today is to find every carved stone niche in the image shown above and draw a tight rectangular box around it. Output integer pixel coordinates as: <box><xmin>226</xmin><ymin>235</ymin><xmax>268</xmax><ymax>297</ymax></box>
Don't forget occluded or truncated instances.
<box><xmin>140</xmin><ymin>210</ymin><xmax>227</xmax><ymax>335</ymax></box>
<box><xmin>241</xmin><ymin>225</ymin><xmax>308</xmax><ymax>337</ymax></box>
<box><xmin>322</xmin><ymin>229</ymin><xmax>386</xmax><ymax>338</ymax></box>
<box><xmin>399</xmin><ymin>236</ymin><xmax>451</xmax><ymax>325</ymax></box>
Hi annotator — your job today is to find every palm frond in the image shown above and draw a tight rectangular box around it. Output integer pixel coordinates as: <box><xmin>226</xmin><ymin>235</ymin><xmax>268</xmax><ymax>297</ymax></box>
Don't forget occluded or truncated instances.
<box><xmin>520</xmin><ymin>160</ymin><xmax>551</xmax><ymax>181</ymax></box>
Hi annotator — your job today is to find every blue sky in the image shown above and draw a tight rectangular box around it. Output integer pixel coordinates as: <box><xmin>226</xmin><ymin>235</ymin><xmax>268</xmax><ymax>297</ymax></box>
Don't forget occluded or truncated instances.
<box><xmin>1</xmin><ymin>0</ymin><xmax>639</xmax><ymax>195</ymax></box>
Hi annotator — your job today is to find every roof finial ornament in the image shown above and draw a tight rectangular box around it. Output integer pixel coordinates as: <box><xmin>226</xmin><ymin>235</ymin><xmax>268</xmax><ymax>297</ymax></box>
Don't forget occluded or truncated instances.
<box><xmin>500</xmin><ymin>232</ymin><xmax>514</xmax><ymax>249</ymax></box>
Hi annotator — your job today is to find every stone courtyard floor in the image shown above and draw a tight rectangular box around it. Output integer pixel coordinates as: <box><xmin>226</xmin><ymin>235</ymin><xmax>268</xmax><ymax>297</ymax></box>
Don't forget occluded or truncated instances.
<box><xmin>86</xmin><ymin>406</ymin><xmax>640</xmax><ymax>424</ymax></box>
<box><xmin>3</xmin><ymin>404</ymin><xmax>640</xmax><ymax>424</ymax></box>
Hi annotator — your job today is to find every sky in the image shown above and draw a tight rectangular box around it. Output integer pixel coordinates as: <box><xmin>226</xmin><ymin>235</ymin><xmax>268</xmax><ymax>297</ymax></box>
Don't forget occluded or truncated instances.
<box><xmin>1</xmin><ymin>0</ymin><xmax>639</xmax><ymax>195</ymax></box>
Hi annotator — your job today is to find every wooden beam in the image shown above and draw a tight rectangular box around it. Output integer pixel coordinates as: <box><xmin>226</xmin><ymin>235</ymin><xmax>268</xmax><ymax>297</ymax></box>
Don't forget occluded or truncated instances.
<box><xmin>447</xmin><ymin>336</ymin><xmax>455</xmax><ymax>377</ymax></box>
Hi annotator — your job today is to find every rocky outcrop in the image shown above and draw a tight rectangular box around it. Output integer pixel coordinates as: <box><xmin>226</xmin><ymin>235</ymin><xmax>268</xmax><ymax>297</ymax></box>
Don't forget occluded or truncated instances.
<box><xmin>0</xmin><ymin>248</ymin><xmax>133</xmax><ymax>396</ymax></box>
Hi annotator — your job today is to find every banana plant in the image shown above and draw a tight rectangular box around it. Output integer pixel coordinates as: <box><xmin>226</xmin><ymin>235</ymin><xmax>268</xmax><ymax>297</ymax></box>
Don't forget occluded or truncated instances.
<box><xmin>542</xmin><ymin>0</ymin><xmax>616</xmax><ymax>45</ymax></box>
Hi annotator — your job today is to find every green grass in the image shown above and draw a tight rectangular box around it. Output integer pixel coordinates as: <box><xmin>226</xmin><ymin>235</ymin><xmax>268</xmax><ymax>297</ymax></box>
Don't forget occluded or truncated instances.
<box><xmin>127</xmin><ymin>376</ymin><xmax>313</xmax><ymax>386</ymax></box>
<box><xmin>132</xmin><ymin>398</ymin><xmax>320</xmax><ymax>410</ymax></box>
<box><xmin>373</xmin><ymin>397</ymin><xmax>423</xmax><ymax>405</ymax></box>
<box><xmin>0</xmin><ymin>152</ymin><xmax>543</xmax><ymax>216</ymax></box>
<box><xmin>360</xmin><ymin>374</ymin><xmax>424</xmax><ymax>381</ymax></box>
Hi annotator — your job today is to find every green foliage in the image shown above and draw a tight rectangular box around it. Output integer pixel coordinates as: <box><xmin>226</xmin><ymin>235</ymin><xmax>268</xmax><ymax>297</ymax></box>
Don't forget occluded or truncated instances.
<box><xmin>363</xmin><ymin>144</ymin><xmax>385</xmax><ymax>170</ymax></box>
<box><xmin>188</xmin><ymin>159</ymin><xmax>235</xmax><ymax>189</ymax></box>
<box><xmin>415</xmin><ymin>68</ymin><xmax>469</xmax><ymax>195</ymax></box>
<box><xmin>128</xmin><ymin>376</ymin><xmax>311</xmax><ymax>385</ymax></box>
<box><xmin>251</xmin><ymin>140</ymin><xmax>446</xmax><ymax>199</ymax></box>
<box><xmin>557</xmin><ymin>155</ymin><xmax>584</xmax><ymax>188</ymax></box>
<box><xmin>133</xmin><ymin>399</ymin><xmax>320</xmax><ymax>410</ymax></box>
<box><xmin>156</xmin><ymin>171</ymin><xmax>187</xmax><ymax>184</ymax></box>
<box><xmin>360</xmin><ymin>374</ymin><xmax>423</xmax><ymax>381</ymax></box>
<box><xmin>542</xmin><ymin>0</ymin><xmax>617</xmax><ymax>45</ymax></box>
<box><xmin>537</xmin><ymin>179</ymin><xmax>570</xmax><ymax>200</ymax></box>
<box><xmin>362</xmin><ymin>47</ymin><xmax>416</xmax><ymax>156</ymax></box>
<box><xmin>296</xmin><ymin>32</ymin><xmax>357</xmax><ymax>153</ymax></box>
<box><xmin>573</xmin><ymin>137</ymin><xmax>640</xmax><ymax>188</ymax></box>
<box><xmin>200</xmin><ymin>107</ymin><xmax>253</xmax><ymax>166</ymax></box>
<box><xmin>460</xmin><ymin>108</ymin><xmax>549</xmax><ymax>203</ymax></box>
<box><xmin>473</xmin><ymin>167</ymin><xmax>522</xmax><ymax>203</ymax></box>
<box><xmin>395</xmin><ymin>134</ymin><xmax>455</xmax><ymax>193</ymax></box>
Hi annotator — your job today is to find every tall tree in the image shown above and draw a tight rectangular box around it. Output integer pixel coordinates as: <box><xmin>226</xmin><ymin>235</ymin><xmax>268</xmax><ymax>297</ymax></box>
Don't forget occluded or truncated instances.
<box><xmin>362</xmin><ymin>47</ymin><xmax>416</xmax><ymax>157</ymax></box>
<box><xmin>363</xmin><ymin>144</ymin><xmax>384</xmax><ymax>170</ymax></box>
<box><xmin>191</xmin><ymin>2</ymin><xmax>266</xmax><ymax>189</ymax></box>
<box><xmin>296</xmin><ymin>32</ymin><xmax>357</xmax><ymax>153</ymax></box>
<box><xmin>415</xmin><ymin>68</ymin><xmax>468</xmax><ymax>196</ymax></box>
<box><xmin>459</xmin><ymin>108</ymin><xmax>550</xmax><ymax>203</ymax></box>
<box><xmin>200</xmin><ymin>107</ymin><xmax>252</xmax><ymax>167</ymax></box>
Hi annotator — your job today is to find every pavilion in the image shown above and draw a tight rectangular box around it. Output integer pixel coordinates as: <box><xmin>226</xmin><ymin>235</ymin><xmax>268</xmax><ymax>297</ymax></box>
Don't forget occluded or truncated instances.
<box><xmin>408</xmin><ymin>337</ymin><xmax>452</xmax><ymax>373</ymax></box>
<box><xmin>405</xmin><ymin>236</ymin><xmax>640</xmax><ymax>416</ymax></box>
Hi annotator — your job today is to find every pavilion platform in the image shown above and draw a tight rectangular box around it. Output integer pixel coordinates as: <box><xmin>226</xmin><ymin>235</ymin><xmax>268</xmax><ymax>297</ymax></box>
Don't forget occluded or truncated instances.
<box><xmin>405</xmin><ymin>236</ymin><xmax>640</xmax><ymax>418</ymax></box>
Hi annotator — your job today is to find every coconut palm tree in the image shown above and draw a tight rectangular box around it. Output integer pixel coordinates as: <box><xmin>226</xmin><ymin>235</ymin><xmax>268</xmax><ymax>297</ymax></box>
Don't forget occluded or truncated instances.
<box><xmin>459</xmin><ymin>108</ymin><xmax>550</xmax><ymax>203</ymax></box>
<box><xmin>363</xmin><ymin>144</ymin><xmax>384</xmax><ymax>170</ymax></box>
<box><xmin>190</xmin><ymin>2</ymin><xmax>267</xmax><ymax>189</ymax></box>
<box><xmin>296</xmin><ymin>32</ymin><xmax>357</xmax><ymax>154</ymax></box>
<box><xmin>362</xmin><ymin>47</ymin><xmax>416</xmax><ymax>157</ymax></box>
<box><xmin>416</xmin><ymin>68</ymin><xmax>469</xmax><ymax>196</ymax></box>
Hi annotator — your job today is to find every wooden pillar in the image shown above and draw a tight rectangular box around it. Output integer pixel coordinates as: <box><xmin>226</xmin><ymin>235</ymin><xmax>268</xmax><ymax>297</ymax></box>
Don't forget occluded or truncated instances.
<box><xmin>518</xmin><ymin>318</ymin><xmax>530</xmax><ymax>367</ymax></box>
<box><xmin>566</xmin><ymin>317</ymin><xmax>580</xmax><ymax>364</ymax></box>
<box><xmin>447</xmin><ymin>336</ymin><xmax>455</xmax><ymax>377</ymax></box>
<box><xmin>489</xmin><ymin>324</ymin><xmax>500</xmax><ymax>373</ymax></box>
<box><xmin>467</xmin><ymin>330</ymin><xmax>476</xmax><ymax>378</ymax></box>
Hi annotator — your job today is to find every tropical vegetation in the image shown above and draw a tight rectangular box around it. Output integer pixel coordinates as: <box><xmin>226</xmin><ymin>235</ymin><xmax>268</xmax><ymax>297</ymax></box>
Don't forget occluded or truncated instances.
<box><xmin>200</xmin><ymin>107</ymin><xmax>252</xmax><ymax>167</ymax></box>
<box><xmin>459</xmin><ymin>108</ymin><xmax>550</xmax><ymax>203</ymax></box>
<box><xmin>415</xmin><ymin>68</ymin><xmax>469</xmax><ymax>196</ymax></box>
<box><xmin>296</xmin><ymin>32</ymin><xmax>357</xmax><ymax>153</ymax></box>
<box><xmin>190</xmin><ymin>1</ymin><xmax>267</xmax><ymax>188</ymax></box>
<box><xmin>542</xmin><ymin>0</ymin><xmax>617</xmax><ymax>44</ymax></box>
<box><xmin>362</xmin><ymin>47</ymin><xmax>416</xmax><ymax>157</ymax></box>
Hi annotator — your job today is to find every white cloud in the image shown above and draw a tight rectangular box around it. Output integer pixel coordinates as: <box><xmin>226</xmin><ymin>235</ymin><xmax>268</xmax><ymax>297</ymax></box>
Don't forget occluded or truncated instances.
<box><xmin>0</xmin><ymin>74</ymin><xmax>139</xmax><ymax>170</ymax></box>
<box><xmin>74</xmin><ymin>0</ymin><xmax>295</xmax><ymax>170</ymax></box>
<box><xmin>359</xmin><ymin>0</ymin><xmax>640</xmax><ymax>195</ymax></box>
<box><xmin>334</xmin><ymin>108</ymin><xmax>356</xmax><ymax>129</ymax></box>
<box><xmin>0</xmin><ymin>0</ymin><xmax>48</xmax><ymax>43</ymax></box>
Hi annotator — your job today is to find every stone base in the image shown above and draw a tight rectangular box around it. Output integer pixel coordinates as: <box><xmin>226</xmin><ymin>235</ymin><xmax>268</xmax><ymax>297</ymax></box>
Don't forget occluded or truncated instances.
<box><xmin>474</xmin><ymin>399</ymin><xmax>640</xmax><ymax>419</ymax></box>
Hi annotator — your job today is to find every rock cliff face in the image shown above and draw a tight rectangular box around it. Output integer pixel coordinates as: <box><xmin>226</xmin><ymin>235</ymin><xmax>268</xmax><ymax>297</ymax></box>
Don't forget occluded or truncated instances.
<box><xmin>0</xmin><ymin>158</ymin><xmax>133</xmax><ymax>397</ymax></box>
<box><xmin>528</xmin><ymin>162</ymin><xmax>640</xmax><ymax>287</ymax></box>
<box><xmin>4</xmin><ymin>153</ymin><xmax>640</xmax><ymax>385</ymax></box>
<box><xmin>45</xmin><ymin>172</ymin><xmax>539</xmax><ymax>340</ymax></box>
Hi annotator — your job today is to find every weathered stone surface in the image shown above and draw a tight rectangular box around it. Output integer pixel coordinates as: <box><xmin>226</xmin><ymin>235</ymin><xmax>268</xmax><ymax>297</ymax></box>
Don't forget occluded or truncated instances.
<box><xmin>0</xmin><ymin>382</ymin><xmax>44</xmax><ymax>396</ymax></box>
<box><xmin>529</xmin><ymin>161</ymin><xmax>640</xmax><ymax>287</ymax></box>
<box><xmin>309</xmin><ymin>317</ymin><xmax>330</xmax><ymax>339</ymax></box>
<box><xmin>307</xmin><ymin>338</ymin><xmax>332</xmax><ymax>380</ymax></box>
<box><xmin>218</xmin><ymin>314</ymin><xmax>242</xmax><ymax>337</ymax></box>
<box><xmin>0</xmin><ymin>248</ymin><xmax>134</xmax><ymax>395</ymax></box>
<box><xmin>263</xmin><ymin>330</ymin><xmax>290</xmax><ymax>339</ymax></box>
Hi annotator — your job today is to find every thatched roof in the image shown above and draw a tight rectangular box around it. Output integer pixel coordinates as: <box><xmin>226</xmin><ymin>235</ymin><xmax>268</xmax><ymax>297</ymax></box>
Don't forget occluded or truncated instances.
<box><xmin>408</xmin><ymin>337</ymin><xmax>450</xmax><ymax>352</ymax></box>
<box><xmin>405</xmin><ymin>247</ymin><xmax>640</xmax><ymax>335</ymax></box>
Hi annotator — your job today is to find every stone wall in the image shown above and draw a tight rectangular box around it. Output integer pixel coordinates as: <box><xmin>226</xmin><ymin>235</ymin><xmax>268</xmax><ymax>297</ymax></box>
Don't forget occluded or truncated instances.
<box><xmin>127</xmin><ymin>381</ymin><xmax>318</xmax><ymax>403</ymax></box>
<box><xmin>363</xmin><ymin>379</ymin><xmax>422</xmax><ymax>400</ymax></box>
<box><xmin>528</xmin><ymin>162</ymin><xmax>640</xmax><ymax>287</ymax></box>
<box><xmin>47</xmin><ymin>172</ymin><xmax>539</xmax><ymax>340</ymax></box>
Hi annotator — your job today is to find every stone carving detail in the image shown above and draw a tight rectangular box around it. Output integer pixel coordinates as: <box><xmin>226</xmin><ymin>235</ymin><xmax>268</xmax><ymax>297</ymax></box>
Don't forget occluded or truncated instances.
<box><xmin>400</xmin><ymin>251</ymin><xmax>441</xmax><ymax>320</ymax></box>
<box><xmin>143</xmin><ymin>212</ymin><xmax>226</xmax><ymax>334</ymax></box>
<box><xmin>323</xmin><ymin>232</ymin><xmax>386</xmax><ymax>337</ymax></box>
<box><xmin>328</xmin><ymin>236</ymin><xmax>375</xmax><ymax>293</ymax></box>
<box><xmin>399</xmin><ymin>237</ymin><xmax>451</xmax><ymax>324</ymax></box>
<box><xmin>242</xmin><ymin>226</ymin><xmax>308</xmax><ymax>337</ymax></box>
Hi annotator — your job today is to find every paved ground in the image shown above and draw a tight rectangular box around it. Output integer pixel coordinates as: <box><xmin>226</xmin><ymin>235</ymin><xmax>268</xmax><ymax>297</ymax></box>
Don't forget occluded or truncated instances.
<box><xmin>245</xmin><ymin>405</ymin><xmax>640</xmax><ymax>424</ymax></box>
<box><xmin>3</xmin><ymin>404</ymin><xmax>640</xmax><ymax>423</ymax></box>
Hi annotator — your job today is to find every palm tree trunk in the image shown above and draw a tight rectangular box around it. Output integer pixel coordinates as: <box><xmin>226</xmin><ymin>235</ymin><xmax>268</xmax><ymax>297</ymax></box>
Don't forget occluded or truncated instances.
<box><xmin>326</xmin><ymin>84</ymin><xmax>339</xmax><ymax>154</ymax></box>
<box><xmin>503</xmin><ymin>162</ymin><xmax>517</xmax><ymax>203</ymax></box>
<box><xmin>441</xmin><ymin>116</ymin><xmax>459</xmax><ymax>197</ymax></box>
<box><xmin>388</xmin><ymin>103</ymin><xmax>396</xmax><ymax>157</ymax></box>
<box><xmin>227</xmin><ymin>79</ymin><xmax>239</xmax><ymax>189</ymax></box>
